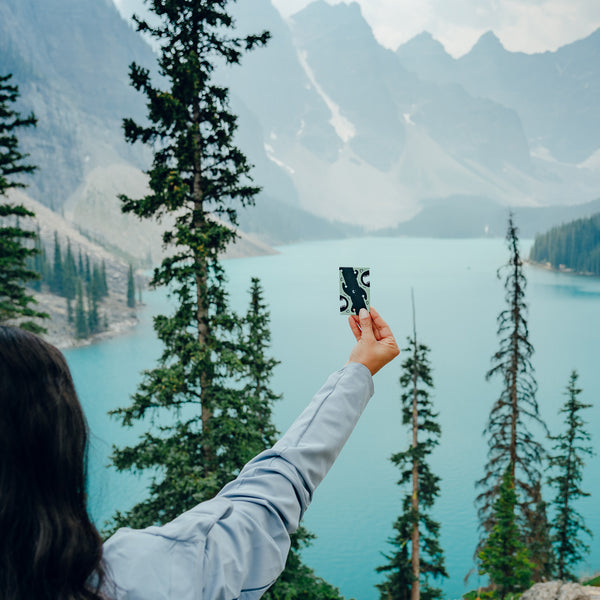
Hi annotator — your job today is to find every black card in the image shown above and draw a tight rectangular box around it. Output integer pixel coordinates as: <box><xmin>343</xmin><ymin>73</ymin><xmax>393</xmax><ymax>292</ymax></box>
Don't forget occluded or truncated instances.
<box><xmin>339</xmin><ymin>267</ymin><xmax>370</xmax><ymax>315</ymax></box>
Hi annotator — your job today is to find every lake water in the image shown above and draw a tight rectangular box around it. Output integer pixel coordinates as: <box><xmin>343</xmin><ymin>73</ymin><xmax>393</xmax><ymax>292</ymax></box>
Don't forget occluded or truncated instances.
<box><xmin>64</xmin><ymin>237</ymin><xmax>600</xmax><ymax>600</ymax></box>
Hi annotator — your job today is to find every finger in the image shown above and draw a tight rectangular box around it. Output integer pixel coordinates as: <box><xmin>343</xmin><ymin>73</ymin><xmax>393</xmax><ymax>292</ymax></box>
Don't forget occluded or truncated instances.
<box><xmin>369</xmin><ymin>309</ymin><xmax>383</xmax><ymax>341</ymax></box>
<box><xmin>368</xmin><ymin>306</ymin><xmax>382</xmax><ymax>340</ymax></box>
<box><xmin>370</xmin><ymin>307</ymin><xmax>394</xmax><ymax>339</ymax></box>
<box><xmin>348</xmin><ymin>315</ymin><xmax>361</xmax><ymax>342</ymax></box>
<box><xmin>358</xmin><ymin>308</ymin><xmax>375</xmax><ymax>341</ymax></box>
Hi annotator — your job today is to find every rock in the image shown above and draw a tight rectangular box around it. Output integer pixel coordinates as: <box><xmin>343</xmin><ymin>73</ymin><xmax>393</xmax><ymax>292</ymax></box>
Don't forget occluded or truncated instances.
<box><xmin>521</xmin><ymin>582</ymin><xmax>591</xmax><ymax>600</ymax></box>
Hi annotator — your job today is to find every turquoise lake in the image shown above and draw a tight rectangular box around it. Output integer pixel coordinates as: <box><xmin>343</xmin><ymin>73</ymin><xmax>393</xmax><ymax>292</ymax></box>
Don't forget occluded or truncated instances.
<box><xmin>64</xmin><ymin>237</ymin><xmax>600</xmax><ymax>600</ymax></box>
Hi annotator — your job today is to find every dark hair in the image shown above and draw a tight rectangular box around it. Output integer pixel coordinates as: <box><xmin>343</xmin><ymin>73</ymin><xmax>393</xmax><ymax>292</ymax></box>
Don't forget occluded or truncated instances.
<box><xmin>0</xmin><ymin>326</ymin><xmax>106</xmax><ymax>600</ymax></box>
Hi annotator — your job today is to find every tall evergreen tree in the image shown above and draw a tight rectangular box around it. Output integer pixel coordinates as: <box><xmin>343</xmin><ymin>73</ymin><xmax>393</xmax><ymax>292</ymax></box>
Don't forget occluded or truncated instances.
<box><xmin>238</xmin><ymin>277</ymin><xmax>279</xmax><ymax>452</ymax></box>
<box><xmin>87</xmin><ymin>283</ymin><xmax>100</xmax><ymax>335</ymax></box>
<box><xmin>51</xmin><ymin>231</ymin><xmax>64</xmax><ymax>295</ymax></box>
<box><xmin>377</xmin><ymin>323</ymin><xmax>447</xmax><ymax>600</ymax></box>
<box><xmin>107</xmin><ymin>0</ymin><xmax>271</xmax><ymax>530</ymax></box>
<box><xmin>127</xmin><ymin>263</ymin><xmax>136</xmax><ymax>308</ymax></box>
<box><xmin>548</xmin><ymin>370</ymin><xmax>592</xmax><ymax>580</ymax></box>
<box><xmin>479</xmin><ymin>466</ymin><xmax>534</xmax><ymax>599</ymax></box>
<box><xmin>0</xmin><ymin>73</ymin><xmax>47</xmax><ymax>333</ymax></box>
<box><xmin>100</xmin><ymin>260</ymin><xmax>108</xmax><ymax>297</ymax></box>
<box><xmin>236</xmin><ymin>277</ymin><xmax>344</xmax><ymax>599</ymax></box>
<box><xmin>62</xmin><ymin>239</ymin><xmax>77</xmax><ymax>301</ymax></box>
<box><xmin>84</xmin><ymin>254</ymin><xmax>91</xmax><ymax>284</ymax></box>
<box><xmin>521</xmin><ymin>481</ymin><xmax>554</xmax><ymax>581</ymax></box>
<box><xmin>477</xmin><ymin>214</ymin><xmax>547</xmax><ymax>554</ymax></box>
<box><xmin>78</xmin><ymin>248</ymin><xmax>84</xmax><ymax>277</ymax></box>
<box><xmin>31</xmin><ymin>224</ymin><xmax>48</xmax><ymax>291</ymax></box>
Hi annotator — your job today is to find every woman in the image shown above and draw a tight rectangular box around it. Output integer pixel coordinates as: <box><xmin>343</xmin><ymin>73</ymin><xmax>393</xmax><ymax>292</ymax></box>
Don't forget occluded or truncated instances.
<box><xmin>0</xmin><ymin>307</ymin><xmax>399</xmax><ymax>599</ymax></box>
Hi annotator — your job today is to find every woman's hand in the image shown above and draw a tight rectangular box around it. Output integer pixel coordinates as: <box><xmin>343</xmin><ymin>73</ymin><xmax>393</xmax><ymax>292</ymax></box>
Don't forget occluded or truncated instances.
<box><xmin>347</xmin><ymin>307</ymin><xmax>400</xmax><ymax>376</ymax></box>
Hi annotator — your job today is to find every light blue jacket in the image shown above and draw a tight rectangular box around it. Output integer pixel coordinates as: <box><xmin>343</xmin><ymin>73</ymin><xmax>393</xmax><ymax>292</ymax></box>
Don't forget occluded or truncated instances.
<box><xmin>102</xmin><ymin>362</ymin><xmax>374</xmax><ymax>600</ymax></box>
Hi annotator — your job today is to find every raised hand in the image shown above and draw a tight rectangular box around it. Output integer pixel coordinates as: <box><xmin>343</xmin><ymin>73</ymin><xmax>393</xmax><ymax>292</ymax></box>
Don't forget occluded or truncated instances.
<box><xmin>347</xmin><ymin>307</ymin><xmax>400</xmax><ymax>376</ymax></box>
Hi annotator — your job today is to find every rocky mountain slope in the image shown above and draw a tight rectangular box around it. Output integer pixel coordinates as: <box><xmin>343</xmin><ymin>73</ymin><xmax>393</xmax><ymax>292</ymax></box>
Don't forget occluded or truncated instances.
<box><xmin>1</xmin><ymin>0</ymin><xmax>600</xmax><ymax>245</ymax></box>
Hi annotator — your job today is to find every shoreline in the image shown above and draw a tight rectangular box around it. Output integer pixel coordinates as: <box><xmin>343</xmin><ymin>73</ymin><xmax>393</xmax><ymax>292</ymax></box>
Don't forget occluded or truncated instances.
<box><xmin>526</xmin><ymin>258</ymin><xmax>599</xmax><ymax>278</ymax></box>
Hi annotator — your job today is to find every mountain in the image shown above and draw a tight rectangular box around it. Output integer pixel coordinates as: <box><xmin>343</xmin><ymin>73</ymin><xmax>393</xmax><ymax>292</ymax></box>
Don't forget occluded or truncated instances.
<box><xmin>397</xmin><ymin>28</ymin><xmax>600</xmax><ymax>164</ymax></box>
<box><xmin>2</xmin><ymin>0</ymin><xmax>600</xmax><ymax>245</ymax></box>
<box><xmin>222</xmin><ymin>0</ymin><xmax>549</xmax><ymax>230</ymax></box>
<box><xmin>0</xmin><ymin>0</ymin><xmax>154</xmax><ymax>205</ymax></box>
<box><xmin>381</xmin><ymin>195</ymin><xmax>600</xmax><ymax>239</ymax></box>
<box><xmin>6</xmin><ymin>188</ymin><xmax>139</xmax><ymax>348</ymax></box>
<box><xmin>0</xmin><ymin>0</ymin><xmax>357</xmax><ymax>251</ymax></box>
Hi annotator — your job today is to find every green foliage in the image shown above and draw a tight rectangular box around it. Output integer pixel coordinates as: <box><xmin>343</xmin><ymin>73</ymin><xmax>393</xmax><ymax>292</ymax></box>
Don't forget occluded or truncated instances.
<box><xmin>521</xmin><ymin>481</ymin><xmax>554</xmax><ymax>581</ymax></box>
<box><xmin>241</xmin><ymin>279</ymin><xmax>342</xmax><ymax>599</ymax></box>
<box><xmin>107</xmin><ymin>5</ymin><xmax>344</xmax><ymax>595</ymax></box>
<box><xmin>51</xmin><ymin>230</ymin><xmax>63</xmax><ymax>294</ymax></box>
<box><xmin>477</xmin><ymin>213</ymin><xmax>547</xmax><ymax>559</ymax></box>
<box><xmin>548</xmin><ymin>370</ymin><xmax>593</xmax><ymax>580</ymax></box>
<box><xmin>108</xmin><ymin>0</ymin><xmax>271</xmax><ymax>527</ymax></box>
<box><xmin>479</xmin><ymin>466</ymin><xmax>534</xmax><ymax>600</ymax></box>
<box><xmin>530</xmin><ymin>214</ymin><xmax>600</xmax><ymax>274</ymax></box>
<box><xmin>127</xmin><ymin>263</ymin><xmax>135</xmax><ymax>308</ymax></box>
<box><xmin>376</xmin><ymin>335</ymin><xmax>447</xmax><ymax>600</ymax></box>
<box><xmin>27</xmin><ymin>230</ymin><xmax>109</xmax><ymax>339</ymax></box>
<box><xmin>0</xmin><ymin>73</ymin><xmax>47</xmax><ymax>333</ymax></box>
<box><xmin>238</xmin><ymin>277</ymin><xmax>279</xmax><ymax>449</ymax></box>
<box><xmin>264</xmin><ymin>527</ymin><xmax>346</xmax><ymax>600</ymax></box>
<box><xmin>63</xmin><ymin>239</ymin><xmax>77</xmax><ymax>300</ymax></box>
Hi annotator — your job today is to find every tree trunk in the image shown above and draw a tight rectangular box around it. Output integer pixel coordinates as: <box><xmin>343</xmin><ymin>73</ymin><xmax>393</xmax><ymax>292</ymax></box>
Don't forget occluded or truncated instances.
<box><xmin>509</xmin><ymin>262</ymin><xmax>519</xmax><ymax>481</ymax></box>
<box><xmin>192</xmin><ymin>97</ymin><xmax>214</xmax><ymax>470</ymax></box>
<box><xmin>411</xmin><ymin>338</ymin><xmax>420</xmax><ymax>600</ymax></box>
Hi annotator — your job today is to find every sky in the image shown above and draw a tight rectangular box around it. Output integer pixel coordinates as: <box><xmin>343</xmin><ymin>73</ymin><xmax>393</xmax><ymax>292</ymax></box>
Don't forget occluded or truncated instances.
<box><xmin>270</xmin><ymin>0</ymin><xmax>600</xmax><ymax>57</ymax></box>
<box><xmin>112</xmin><ymin>0</ymin><xmax>600</xmax><ymax>58</ymax></box>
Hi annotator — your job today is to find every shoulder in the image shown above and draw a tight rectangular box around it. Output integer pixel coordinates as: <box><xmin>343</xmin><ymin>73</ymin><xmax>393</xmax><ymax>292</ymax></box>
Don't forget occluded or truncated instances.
<box><xmin>102</xmin><ymin>498</ymin><xmax>232</xmax><ymax>600</ymax></box>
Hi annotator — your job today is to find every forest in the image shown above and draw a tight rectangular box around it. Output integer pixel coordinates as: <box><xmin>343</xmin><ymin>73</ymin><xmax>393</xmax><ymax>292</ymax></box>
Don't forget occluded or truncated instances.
<box><xmin>530</xmin><ymin>214</ymin><xmax>600</xmax><ymax>275</ymax></box>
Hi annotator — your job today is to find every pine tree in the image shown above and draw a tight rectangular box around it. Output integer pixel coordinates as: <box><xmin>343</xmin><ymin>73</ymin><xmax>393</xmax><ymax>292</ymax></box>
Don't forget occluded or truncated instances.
<box><xmin>237</xmin><ymin>277</ymin><xmax>343</xmax><ymax>599</ymax></box>
<box><xmin>84</xmin><ymin>254</ymin><xmax>91</xmax><ymax>284</ymax></box>
<box><xmin>238</xmin><ymin>277</ymin><xmax>279</xmax><ymax>453</ymax></box>
<box><xmin>0</xmin><ymin>73</ymin><xmax>47</xmax><ymax>333</ymax></box>
<box><xmin>62</xmin><ymin>239</ymin><xmax>77</xmax><ymax>301</ymax></box>
<box><xmin>78</xmin><ymin>248</ymin><xmax>84</xmax><ymax>277</ymax></box>
<box><xmin>32</xmin><ymin>224</ymin><xmax>50</xmax><ymax>291</ymax></box>
<box><xmin>87</xmin><ymin>283</ymin><xmax>99</xmax><ymax>335</ymax></box>
<box><xmin>377</xmin><ymin>323</ymin><xmax>447</xmax><ymax>600</ymax></box>
<box><xmin>100</xmin><ymin>260</ymin><xmax>108</xmax><ymax>297</ymax></box>
<box><xmin>477</xmin><ymin>214</ymin><xmax>547</xmax><ymax>555</ymax></box>
<box><xmin>107</xmin><ymin>0</ymin><xmax>270</xmax><ymax>530</ymax></box>
<box><xmin>479</xmin><ymin>466</ymin><xmax>534</xmax><ymax>599</ymax></box>
<box><xmin>548</xmin><ymin>371</ymin><xmax>592</xmax><ymax>581</ymax></box>
<box><xmin>51</xmin><ymin>231</ymin><xmax>64</xmax><ymax>295</ymax></box>
<box><xmin>522</xmin><ymin>481</ymin><xmax>554</xmax><ymax>581</ymax></box>
<box><xmin>127</xmin><ymin>263</ymin><xmax>136</xmax><ymax>308</ymax></box>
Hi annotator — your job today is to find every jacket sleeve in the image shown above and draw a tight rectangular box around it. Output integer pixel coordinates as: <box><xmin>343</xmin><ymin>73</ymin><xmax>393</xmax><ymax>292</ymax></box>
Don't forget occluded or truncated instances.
<box><xmin>203</xmin><ymin>362</ymin><xmax>374</xmax><ymax>599</ymax></box>
<box><xmin>102</xmin><ymin>362</ymin><xmax>373</xmax><ymax>600</ymax></box>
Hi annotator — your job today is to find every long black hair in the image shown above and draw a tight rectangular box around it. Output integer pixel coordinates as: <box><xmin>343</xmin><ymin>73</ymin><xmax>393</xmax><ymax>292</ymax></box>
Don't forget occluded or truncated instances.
<box><xmin>0</xmin><ymin>326</ymin><xmax>107</xmax><ymax>599</ymax></box>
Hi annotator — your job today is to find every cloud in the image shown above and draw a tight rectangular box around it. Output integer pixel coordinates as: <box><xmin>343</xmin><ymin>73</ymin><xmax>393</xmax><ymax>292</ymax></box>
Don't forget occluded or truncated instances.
<box><xmin>271</xmin><ymin>0</ymin><xmax>600</xmax><ymax>56</ymax></box>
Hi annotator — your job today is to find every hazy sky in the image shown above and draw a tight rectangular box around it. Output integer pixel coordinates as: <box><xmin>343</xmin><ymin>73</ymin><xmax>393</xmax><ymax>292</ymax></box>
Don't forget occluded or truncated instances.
<box><xmin>271</xmin><ymin>0</ymin><xmax>600</xmax><ymax>56</ymax></box>
<box><xmin>112</xmin><ymin>0</ymin><xmax>600</xmax><ymax>58</ymax></box>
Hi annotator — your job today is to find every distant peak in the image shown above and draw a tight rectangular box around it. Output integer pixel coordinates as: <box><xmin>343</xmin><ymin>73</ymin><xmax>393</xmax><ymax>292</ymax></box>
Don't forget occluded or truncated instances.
<box><xmin>292</xmin><ymin>0</ymin><xmax>371</xmax><ymax>38</ymax></box>
<box><xmin>397</xmin><ymin>31</ymin><xmax>449</xmax><ymax>56</ymax></box>
<box><xmin>472</xmin><ymin>30</ymin><xmax>504</xmax><ymax>52</ymax></box>
<box><xmin>294</xmin><ymin>0</ymin><xmax>364</xmax><ymax>20</ymax></box>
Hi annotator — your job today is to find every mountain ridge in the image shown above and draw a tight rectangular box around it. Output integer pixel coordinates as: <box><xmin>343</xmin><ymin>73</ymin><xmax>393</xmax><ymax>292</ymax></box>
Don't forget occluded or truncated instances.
<box><xmin>1</xmin><ymin>0</ymin><xmax>599</xmax><ymax>245</ymax></box>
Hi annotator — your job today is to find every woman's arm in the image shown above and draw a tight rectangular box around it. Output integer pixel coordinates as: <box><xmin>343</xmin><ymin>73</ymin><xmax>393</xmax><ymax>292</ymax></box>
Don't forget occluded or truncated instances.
<box><xmin>102</xmin><ymin>308</ymin><xmax>399</xmax><ymax>600</ymax></box>
<box><xmin>203</xmin><ymin>361</ymin><xmax>374</xmax><ymax>598</ymax></box>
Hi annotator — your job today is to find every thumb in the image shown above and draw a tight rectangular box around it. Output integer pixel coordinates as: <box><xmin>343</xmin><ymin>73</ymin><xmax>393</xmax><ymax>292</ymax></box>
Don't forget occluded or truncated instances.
<box><xmin>358</xmin><ymin>308</ymin><xmax>375</xmax><ymax>341</ymax></box>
